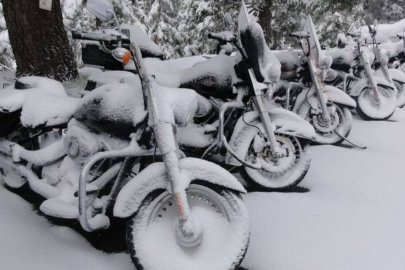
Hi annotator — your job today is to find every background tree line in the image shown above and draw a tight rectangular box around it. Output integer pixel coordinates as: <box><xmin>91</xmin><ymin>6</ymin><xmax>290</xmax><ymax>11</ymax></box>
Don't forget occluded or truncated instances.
<box><xmin>0</xmin><ymin>0</ymin><xmax>403</xmax><ymax>80</ymax></box>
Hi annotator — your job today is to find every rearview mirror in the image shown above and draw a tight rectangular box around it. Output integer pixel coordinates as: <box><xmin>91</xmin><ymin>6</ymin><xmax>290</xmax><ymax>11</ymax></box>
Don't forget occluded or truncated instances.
<box><xmin>373</xmin><ymin>19</ymin><xmax>378</xmax><ymax>28</ymax></box>
<box><xmin>86</xmin><ymin>0</ymin><xmax>114</xmax><ymax>22</ymax></box>
<box><xmin>223</xmin><ymin>13</ymin><xmax>233</xmax><ymax>30</ymax></box>
<box><xmin>355</xmin><ymin>21</ymin><xmax>362</xmax><ymax>30</ymax></box>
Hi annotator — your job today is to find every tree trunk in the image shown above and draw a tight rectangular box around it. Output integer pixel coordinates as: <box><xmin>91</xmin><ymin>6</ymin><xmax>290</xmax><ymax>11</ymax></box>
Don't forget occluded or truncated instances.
<box><xmin>259</xmin><ymin>0</ymin><xmax>273</xmax><ymax>46</ymax></box>
<box><xmin>2</xmin><ymin>0</ymin><xmax>77</xmax><ymax>81</ymax></box>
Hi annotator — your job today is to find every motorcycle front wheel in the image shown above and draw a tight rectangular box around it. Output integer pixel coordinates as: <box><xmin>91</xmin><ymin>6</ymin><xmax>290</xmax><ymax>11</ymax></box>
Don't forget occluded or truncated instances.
<box><xmin>305</xmin><ymin>104</ymin><xmax>353</xmax><ymax>145</ymax></box>
<box><xmin>126</xmin><ymin>183</ymin><xmax>250</xmax><ymax>270</ymax></box>
<box><xmin>356</xmin><ymin>86</ymin><xmax>396</xmax><ymax>120</ymax></box>
<box><xmin>241</xmin><ymin>135</ymin><xmax>311</xmax><ymax>190</ymax></box>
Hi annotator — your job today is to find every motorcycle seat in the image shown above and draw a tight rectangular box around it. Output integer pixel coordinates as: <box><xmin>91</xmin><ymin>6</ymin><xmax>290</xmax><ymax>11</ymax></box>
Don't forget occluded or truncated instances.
<box><xmin>0</xmin><ymin>76</ymin><xmax>79</xmax><ymax>128</ymax></box>
<box><xmin>380</xmin><ymin>41</ymin><xmax>404</xmax><ymax>58</ymax></box>
<box><xmin>74</xmin><ymin>81</ymin><xmax>211</xmax><ymax>137</ymax></box>
<box><xmin>180</xmin><ymin>55</ymin><xmax>240</xmax><ymax>98</ymax></box>
<box><xmin>274</xmin><ymin>51</ymin><xmax>300</xmax><ymax>80</ymax></box>
<box><xmin>141</xmin><ymin>55</ymin><xmax>241</xmax><ymax>98</ymax></box>
<box><xmin>21</xmin><ymin>94</ymin><xmax>79</xmax><ymax>128</ymax></box>
<box><xmin>325</xmin><ymin>48</ymin><xmax>354</xmax><ymax>73</ymax></box>
<box><xmin>0</xmin><ymin>76</ymin><xmax>67</xmax><ymax>113</ymax></box>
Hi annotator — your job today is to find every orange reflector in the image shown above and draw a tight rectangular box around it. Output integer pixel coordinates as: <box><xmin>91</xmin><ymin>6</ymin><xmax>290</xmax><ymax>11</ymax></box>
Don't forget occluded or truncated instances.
<box><xmin>122</xmin><ymin>51</ymin><xmax>131</xmax><ymax>64</ymax></box>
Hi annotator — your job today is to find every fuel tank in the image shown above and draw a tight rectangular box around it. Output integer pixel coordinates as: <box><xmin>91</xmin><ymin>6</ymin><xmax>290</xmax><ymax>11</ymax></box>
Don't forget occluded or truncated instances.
<box><xmin>74</xmin><ymin>82</ymin><xmax>147</xmax><ymax>137</ymax></box>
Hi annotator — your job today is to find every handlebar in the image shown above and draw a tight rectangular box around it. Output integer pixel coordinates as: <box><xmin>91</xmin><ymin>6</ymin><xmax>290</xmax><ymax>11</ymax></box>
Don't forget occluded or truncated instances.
<box><xmin>346</xmin><ymin>32</ymin><xmax>361</xmax><ymax>38</ymax></box>
<box><xmin>368</xmin><ymin>25</ymin><xmax>377</xmax><ymax>37</ymax></box>
<box><xmin>290</xmin><ymin>31</ymin><xmax>310</xmax><ymax>39</ymax></box>
<box><xmin>208</xmin><ymin>32</ymin><xmax>236</xmax><ymax>43</ymax></box>
<box><xmin>72</xmin><ymin>31</ymin><xmax>129</xmax><ymax>43</ymax></box>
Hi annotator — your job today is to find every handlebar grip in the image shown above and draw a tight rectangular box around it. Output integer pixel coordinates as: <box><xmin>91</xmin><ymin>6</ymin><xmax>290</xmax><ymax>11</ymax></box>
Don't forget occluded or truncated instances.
<box><xmin>71</xmin><ymin>31</ymin><xmax>101</xmax><ymax>42</ymax></box>
<box><xmin>72</xmin><ymin>31</ymin><xmax>84</xmax><ymax>40</ymax></box>
<box><xmin>71</xmin><ymin>31</ymin><xmax>128</xmax><ymax>43</ymax></box>
<box><xmin>208</xmin><ymin>32</ymin><xmax>235</xmax><ymax>43</ymax></box>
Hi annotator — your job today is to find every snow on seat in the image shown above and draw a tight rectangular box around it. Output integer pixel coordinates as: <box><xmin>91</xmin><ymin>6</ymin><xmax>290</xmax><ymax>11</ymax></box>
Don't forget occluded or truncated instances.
<box><xmin>21</xmin><ymin>93</ymin><xmax>79</xmax><ymax>128</ymax></box>
<box><xmin>325</xmin><ymin>47</ymin><xmax>354</xmax><ymax>72</ymax></box>
<box><xmin>380</xmin><ymin>41</ymin><xmax>404</xmax><ymax>58</ymax></box>
<box><xmin>0</xmin><ymin>76</ymin><xmax>67</xmax><ymax>113</ymax></box>
<box><xmin>275</xmin><ymin>51</ymin><xmax>300</xmax><ymax>80</ymax></box>
<box><xmin>0</xmin><ymin>76</ymin><xmax>80</xmax><ymax>128</ymax></box>
<box><xmin>179</xmin><ymin>55</ymin><xmax>241</xmax><ymax>97</ymax></box>
<box><xmin>137</xmin><ymin>56</ymin><xmax>208</xmax><ymax>88</ymax></box>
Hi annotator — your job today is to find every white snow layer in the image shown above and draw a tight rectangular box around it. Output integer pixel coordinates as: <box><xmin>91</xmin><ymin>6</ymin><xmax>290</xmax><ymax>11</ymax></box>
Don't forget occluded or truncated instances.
<box><xmin>2</xmin><ymin>109</ymin><xmax>405</xmax><ymax>269</ymax></box>
<box><xmin>362</xmin><ymin>18</ymin><xmax>405</xmax><ymax>44</ymax></box>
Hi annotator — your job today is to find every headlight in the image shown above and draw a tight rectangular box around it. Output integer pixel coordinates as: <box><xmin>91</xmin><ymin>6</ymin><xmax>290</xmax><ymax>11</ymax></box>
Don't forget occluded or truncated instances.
<box><xmin>65</xmin><ymin>136</ymin><xmax>80</xmax><ymax>159</ymax></box>
<box><xmin>63</xmin><ymin>121</ymin><xmax>102</xmax><ymax>163</ymax></box>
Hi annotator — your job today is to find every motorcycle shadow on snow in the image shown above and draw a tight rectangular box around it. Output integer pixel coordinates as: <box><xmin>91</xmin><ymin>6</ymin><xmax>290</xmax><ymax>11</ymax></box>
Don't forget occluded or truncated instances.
<box><xmin>5</xmin><ymin>183</ymin><xmax>128</xmax><ymax>253</ymax></box>
<box><xmin>5</xmin><ymin>183</ymin><xmax>251</xmax><ymax>270</ymax></box>
<box><xmin>244</xmin><ymin>184</ymin><xmax>310</xmax><ymax>193</ymax></box>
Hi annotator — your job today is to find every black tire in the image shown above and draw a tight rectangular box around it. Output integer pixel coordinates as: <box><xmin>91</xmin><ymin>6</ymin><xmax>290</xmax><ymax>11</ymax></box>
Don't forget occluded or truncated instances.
<box><xmin>355</xmin><ymin>86</ymin><xmax>396</xmax><ymax>121</ymax></box>
<box><xmin>241</xmin><ymin>135</ymin><xmax>311</xmax><ymax>191</ymax></box>
<box><xmin>393</xmin><ymin>80</ymin><xmax>405</xmax><ymax>108</ymax></box>
<box><xmin>127</xmin><ymin>183</ymin><xmax>250</xmax><ymax>270</ymax></box>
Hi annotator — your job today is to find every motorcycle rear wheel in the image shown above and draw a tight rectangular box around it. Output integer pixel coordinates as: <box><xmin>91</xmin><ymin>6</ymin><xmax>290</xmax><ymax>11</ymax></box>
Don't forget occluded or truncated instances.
<box><xmin>393</xmin><ymin>80</ymin><xmax>405</xmax><ymax>108</ymax></box>
<box><xmin>241</xmin><ymin>135</ymin><xmax>311</xmax><ymax>190</ymax></box>
<box><xmin>126</xmin><ymin>183</ymin><xmax>250</xmax><ymax>270</ymax></box>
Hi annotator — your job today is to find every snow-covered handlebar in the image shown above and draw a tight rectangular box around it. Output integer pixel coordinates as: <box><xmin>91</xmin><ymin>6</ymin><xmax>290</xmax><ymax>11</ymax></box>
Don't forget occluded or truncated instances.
<box><xmin>72</xmin><ymin>31</ymin><xmax>130</xmax><ymax>44</ymax></box>
<box><xmin>208</xmin><ymin>32</ymin><xmax>236</xmax><ymax>43</ymax></box>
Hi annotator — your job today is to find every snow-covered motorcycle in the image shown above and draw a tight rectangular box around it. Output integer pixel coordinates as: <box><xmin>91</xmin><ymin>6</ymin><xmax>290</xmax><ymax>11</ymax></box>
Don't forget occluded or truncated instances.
<box><xmin>368</xmin><ymin>21</ymin><xmax>405</xmax><ymax>108</ymax></box>
<box><xmin>383</xmin><ymin>33</ymin><xmax>405</xmax><ymax>71</ymax></box>
<box><xmin>273</xmin><ymin>16</ymin><xmax>356</xmax><ymax>145</ymax></box>
<box><xmin>325</xmin><ymin>21</ymin><xmax>397</xmax><ymax>120</ymax></box>
<box><xmin>141</xmin><ymin>2</ymin><xmax>317</xmax><ymax>190</ymax></box>
<box><xmin>0</xmin><ymin>1</ymin><xmax>250</xmax><ymax>269</ymax></box>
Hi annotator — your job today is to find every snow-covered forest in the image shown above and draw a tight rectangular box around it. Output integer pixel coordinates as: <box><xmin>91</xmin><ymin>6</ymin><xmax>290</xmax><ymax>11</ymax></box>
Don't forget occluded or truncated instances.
<box><xmin>0</xmin><ymin>0</ymin><xmax>403</xmax><ymax>69</ymax></box>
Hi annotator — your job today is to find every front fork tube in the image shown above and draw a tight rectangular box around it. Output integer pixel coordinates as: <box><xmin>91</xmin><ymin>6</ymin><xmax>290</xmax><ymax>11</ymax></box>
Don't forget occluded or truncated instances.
<box><xmin>308</xmin><ymin>59</ymin><xmax>331</xmax><ymax>123</ymax></box>
<box><xmin>376</xmin><ymin>48</ymin><xmax>396</xmax><ymax>93</ymax></box>
<box><xmin>153</xmin><ymin>122</ymin><xmax>196</xmax><ymax>238</ymax></box>
<box><xmin>252</xmin><ymin>96</ymin><xmax>283</xmax><ymax>157</ymax></box>
<box><xmin>360</xmin><ymin>51</ymin><xmax>381</xmax><ymax>103</ymax></box>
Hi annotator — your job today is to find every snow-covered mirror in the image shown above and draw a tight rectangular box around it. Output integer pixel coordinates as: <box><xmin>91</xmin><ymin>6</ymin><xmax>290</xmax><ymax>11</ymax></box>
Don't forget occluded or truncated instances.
<box><xmin>238</xmin><ymin>0</ymin><xmax>251</xmax><ymax>34</ymax></box>
<box><xmin>373</xmin><ymin>19</ymin><xmax>378</xmax><ymax>29</ymax></box>
<box><xmin>224</xmin><ymin>13</ymin><xmax>233</xmax><ymax>30</ymax></box>
<box><xmin>299</xmin><ymin>18</ymin><xmax>306</xmax><ymax>31</ymax></box>
<box><xmin>355</xmin><ymin>21</ymin><xmax>362</xmax><ymax>31</ymax></box>
<box><xmin>86</xmin><ymin>0</ymin><xmax>114</xmax><ymax>22</ymax></box>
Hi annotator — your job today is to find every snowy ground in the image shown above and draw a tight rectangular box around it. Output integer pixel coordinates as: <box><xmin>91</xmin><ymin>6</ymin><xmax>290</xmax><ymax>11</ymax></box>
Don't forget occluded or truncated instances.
<box><xmin>1</xmin><ymin>108</ymin><xmax>405</xmax><ymax>270</ymax></box>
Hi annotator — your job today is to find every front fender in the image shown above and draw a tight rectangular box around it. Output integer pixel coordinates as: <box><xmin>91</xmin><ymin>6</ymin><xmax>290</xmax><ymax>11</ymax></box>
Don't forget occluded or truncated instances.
<box><xmin>226</xmin><ymin>109</ymin><xmax>316</xmax><ymax>167</ymax></box>
<box><xmin>349</xmin><ymin>77</ymin><xmax>394</xmax><ymax>96</ymax></box>
<box><xmin>325</xmin><ymin>85</ymin><xmax>356</xmax><ymax>109</ymax></box>
<box><xmin>388</xmin><ymin>68</ymin><xmax>405</xmax><ymax>83</ymax></box>
<box><xmin>113</xmin><ymin>158</ymin><xmax>245</xmax><ymax>218</ymax></box>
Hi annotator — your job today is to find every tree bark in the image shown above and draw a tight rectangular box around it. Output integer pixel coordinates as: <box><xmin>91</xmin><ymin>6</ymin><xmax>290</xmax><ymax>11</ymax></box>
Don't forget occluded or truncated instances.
<box><xmin>259</xmin><ymin>0</ymin><xmax>273</xmax><ymax>47</ymax></box>
<box><xmin>2</xmin><ymin>0</ymin><xmax>77</xmax><ymax>81</ymax></box>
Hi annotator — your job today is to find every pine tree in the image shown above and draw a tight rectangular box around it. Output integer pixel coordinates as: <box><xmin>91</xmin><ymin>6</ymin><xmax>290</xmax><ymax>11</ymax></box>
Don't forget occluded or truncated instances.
<box><xmin>365</xmin><ymin>0</ymin><xmax>404</xmax><ymax>24</ymax></box>
<box><xmin>0</xmin><ymin>2</ymin><xmax>15</xmax><ymax>70</ymax></box>
<box><xmin>258</xmin><ymin>0</ymin><xmax>307</xmax><ymax>49</ymax></box>
<box><xmin>177</xmin><ymin>0</ymin><xmax>240</xmax><ymax>56</ymax></box>
<box><xmin>309</xmin><ymin>0</ymin><xmax>365</xmax><ymax>47</ymax></box>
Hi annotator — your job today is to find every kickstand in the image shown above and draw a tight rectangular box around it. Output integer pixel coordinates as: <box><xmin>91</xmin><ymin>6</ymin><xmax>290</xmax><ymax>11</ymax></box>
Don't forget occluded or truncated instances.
<box><xmin>334</xmin><ymin>131</ymin><xmax>367</xmax><ymax>150</ymax></box>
